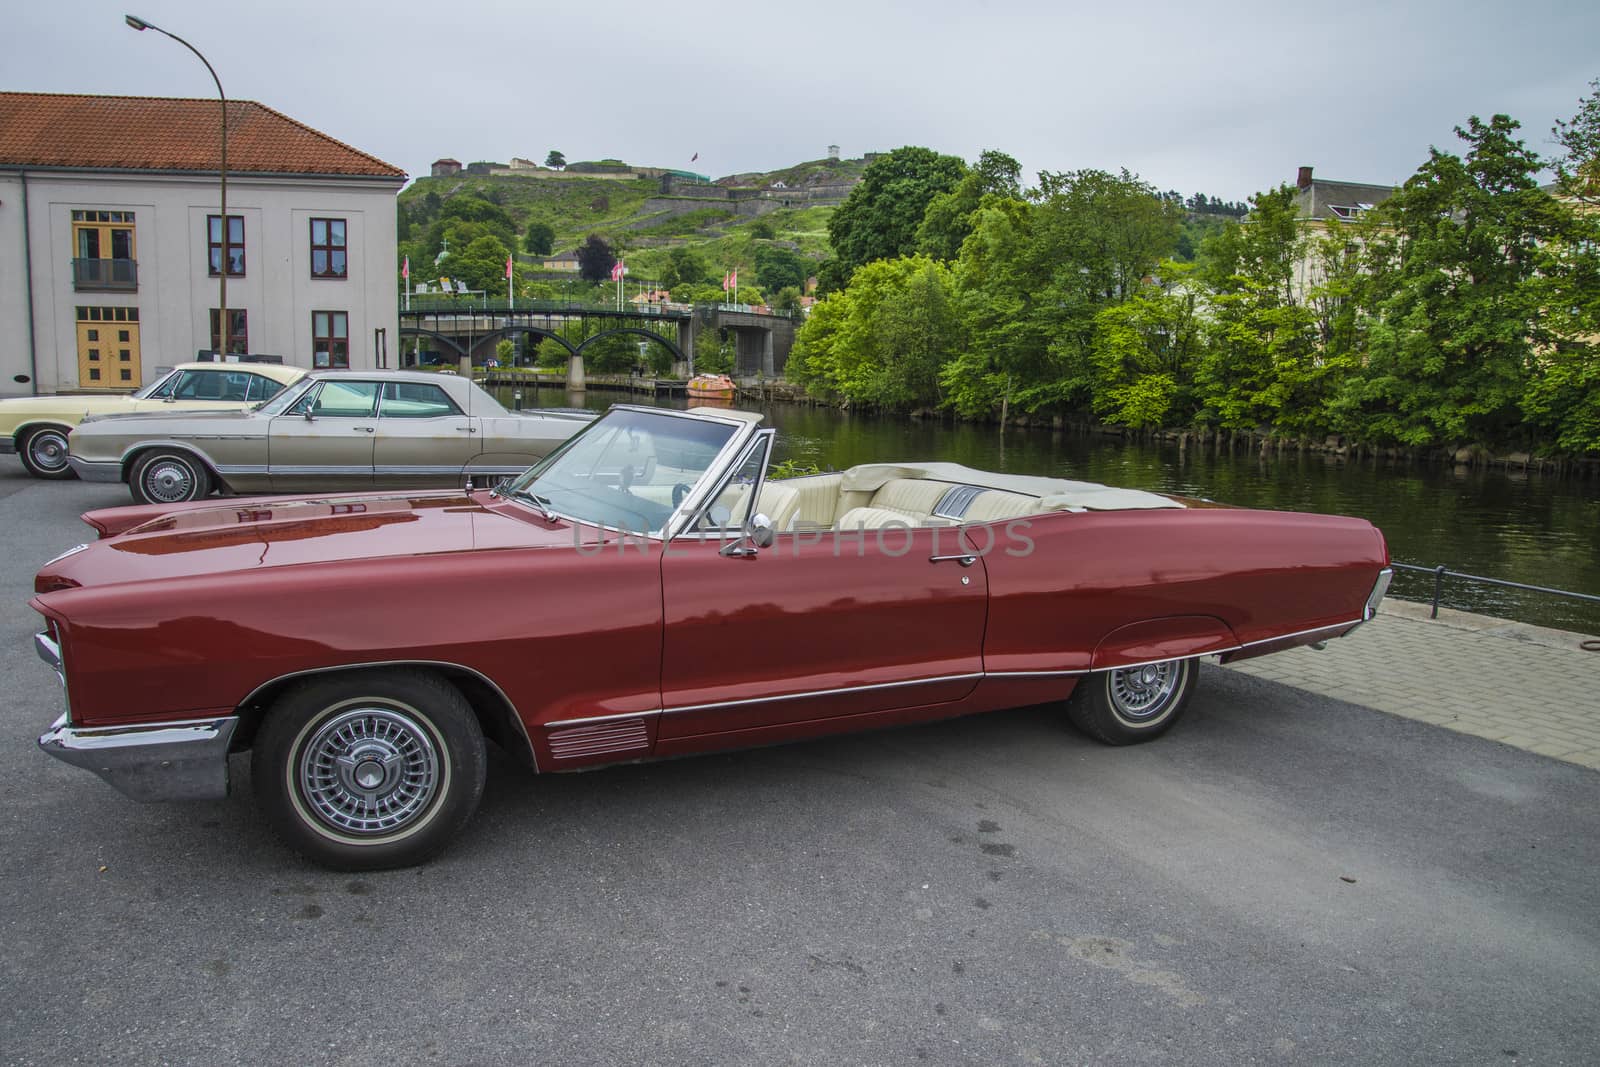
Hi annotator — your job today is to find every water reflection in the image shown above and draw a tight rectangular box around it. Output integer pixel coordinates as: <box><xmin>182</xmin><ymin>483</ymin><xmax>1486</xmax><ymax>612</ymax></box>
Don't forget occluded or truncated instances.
<box><xmin>497</xmin><ymin>386</ymin><xmax>1600</xmax><ymax>633</ymax></box>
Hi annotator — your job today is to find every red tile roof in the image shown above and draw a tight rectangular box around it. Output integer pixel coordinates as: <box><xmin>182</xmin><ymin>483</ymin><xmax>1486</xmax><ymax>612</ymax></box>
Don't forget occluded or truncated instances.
<box><xmin>0</xmin><ymin>92</ymin><xmax>405</xmax><ymax>179</ymax></box>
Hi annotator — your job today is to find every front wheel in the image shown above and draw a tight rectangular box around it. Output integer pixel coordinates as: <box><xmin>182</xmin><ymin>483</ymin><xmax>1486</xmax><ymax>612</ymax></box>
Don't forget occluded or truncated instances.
<box><xmin>19</xmin><ymin>426</ymin><xmax>75</xmax><ymax>479</ymax></box>
<box><xmin>130</xmin><ymin>450</ymin><xmax>212</xmax><ymax>504</ymax></box>
<box><xmin>1066</xmin><ymin>658</ymin><xmax>1198</xmax><ymax>745</ymax></box>
<box><xmin>252</xmin><ymin>670</ymin><xmax>487</xmax><ymax>870</ymax></box>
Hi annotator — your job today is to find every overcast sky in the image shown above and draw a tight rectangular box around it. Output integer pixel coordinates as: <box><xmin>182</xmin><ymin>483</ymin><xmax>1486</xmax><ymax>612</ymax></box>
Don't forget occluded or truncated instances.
<box><xmin>8</xmin><ymin>0</ymin><xmax>1598</xmax><ymax>200</ymax></box>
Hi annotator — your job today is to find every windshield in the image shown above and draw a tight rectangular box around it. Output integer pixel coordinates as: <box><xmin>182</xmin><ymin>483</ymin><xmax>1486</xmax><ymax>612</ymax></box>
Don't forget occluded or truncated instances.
<box><xmin>254</xmin><ymin>375</ymin><xmax>317</xmax><ymax>415</ymax></box>
<box><xmin>504</xmin><ymin>408</ymin><xmax>739</xmax><ymax>535</ymax></box>
<box><xmin>132</xmin><ymin>368</ymin><xmax>177</xmax><ymax>400</ymax></box>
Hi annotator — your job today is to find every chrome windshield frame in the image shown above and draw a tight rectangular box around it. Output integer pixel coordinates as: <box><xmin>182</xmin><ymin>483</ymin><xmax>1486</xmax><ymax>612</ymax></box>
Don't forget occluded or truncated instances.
<box><xmin>502</xmin><ymin>404</ymin><xmax>762</xmax><ymax>541</ymax></box>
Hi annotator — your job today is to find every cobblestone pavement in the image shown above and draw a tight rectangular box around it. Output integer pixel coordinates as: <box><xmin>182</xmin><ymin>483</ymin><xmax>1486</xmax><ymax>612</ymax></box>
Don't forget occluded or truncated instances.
<box><xmin>1223</xmin><ymin>598</ymin><xmax>1600</xmax><ymax>770</ymax></box>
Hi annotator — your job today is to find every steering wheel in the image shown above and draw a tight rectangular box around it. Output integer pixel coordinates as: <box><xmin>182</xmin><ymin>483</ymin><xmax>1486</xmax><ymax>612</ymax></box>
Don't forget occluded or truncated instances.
<box><xmin>671</xmin><ymin>482</ymin><xmax>691</xmax><ymax>508</ymax></box>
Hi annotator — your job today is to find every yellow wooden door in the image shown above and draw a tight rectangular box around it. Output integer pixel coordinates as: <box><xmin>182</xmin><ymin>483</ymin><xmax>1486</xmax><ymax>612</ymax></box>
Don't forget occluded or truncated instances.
<box><xmin>75</xmin><ymin>306</ymin><xmax>141</xmax><ymax>390</ymax></box>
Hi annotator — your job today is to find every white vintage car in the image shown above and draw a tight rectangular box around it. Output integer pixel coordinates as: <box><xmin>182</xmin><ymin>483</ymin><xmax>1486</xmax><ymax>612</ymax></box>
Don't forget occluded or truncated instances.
<box><xmin>66</xmin><ymin>368</ymin><xmax>594</xmax><ymax>504</ymax></box>
<box><xmin>0</xmin><ymin>361</ymin><xmax>304</xmax><ymax>478</ymax></box>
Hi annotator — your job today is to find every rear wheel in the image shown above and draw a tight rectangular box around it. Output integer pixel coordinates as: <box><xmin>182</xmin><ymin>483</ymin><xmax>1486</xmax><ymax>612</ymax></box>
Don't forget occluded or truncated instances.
<box><xmin>130</xmin><ymin>450</ymin><xmax>212</xmax><ymax>504</ymax></box>
<box><xmin>252</xmin><ymin>670</ymin><xmax>487</xmax><ymax>870</ymax></box>
<box><xmin>1066</xmin><ymin>658</ymin><xmax>1198</xmax><ymax>745</ymax></box>
<box><xmin>19</xmin><ymin>426</ymin><xmax>75</xmax><ymax>479</ymax></box>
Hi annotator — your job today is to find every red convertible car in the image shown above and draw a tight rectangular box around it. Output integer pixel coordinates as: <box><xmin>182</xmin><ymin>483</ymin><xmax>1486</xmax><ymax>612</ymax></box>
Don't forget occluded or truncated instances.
<box><xmin>32</xmin><ymin>405</ymin><xmax>1391</xmax><ymax>869</ymax></box>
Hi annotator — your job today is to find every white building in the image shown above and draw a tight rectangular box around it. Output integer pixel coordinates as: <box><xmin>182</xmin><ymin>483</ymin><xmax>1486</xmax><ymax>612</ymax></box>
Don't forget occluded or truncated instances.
<box><xmin>0</xmin><ymin>92</ymin><xmax>406</xmax><ymax>396</ymax></box>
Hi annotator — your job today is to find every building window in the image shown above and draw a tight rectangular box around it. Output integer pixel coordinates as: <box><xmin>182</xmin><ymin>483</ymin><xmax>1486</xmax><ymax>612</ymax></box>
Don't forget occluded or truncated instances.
<box><xmin>312</xmin><ymin>310</ymin><xmax>349</xmax><ymax>368</ymax></box>
<box><xmin>208</xmin><ymin>214</ymin><xmax>245</xmax><ymax>276</ymax></box>
<box><xmin>210</xmin><ymin>309</ymin><xmax>248</xmax><ymax>355</ymax></box>
<box><xmin>74</xmin><ymin>305</ymin><xmax>141</xmax><ymax>387</ymax></box>
<box><xmin>71</xmin><ymin>210</ymin><xmax>138</xmax><ymax>291</ymax></box>
<box><xmin>310</xmin><ymin>218</ymin><xmax>348</xmax><ymax>278</ymax></box>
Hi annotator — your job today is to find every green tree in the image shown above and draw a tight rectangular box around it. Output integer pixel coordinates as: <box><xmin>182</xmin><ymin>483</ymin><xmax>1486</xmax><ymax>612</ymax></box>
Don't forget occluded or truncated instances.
<box><xmin>1551</xmin><ymin>78</ymin><xmax>1600</xmax><ymax>204</ymax></box>
<box><xmin>545</xmin><ymin>150</ymin><xmax>566</xmax><ymax>169</ymax></box>
<box><xmin>1193</xmin><ymin>185</ymin><xmax>1322</xmax><ymax>433</ymax></box>
<box><xmin>442</xmin><ymin>234</ymin><xmax>512</xmax><ymax>293</ymax></box>
<box><xmin>827</xmin><ymin>146</ymin><xmax>968</xmax><ymax>276</ymax></box>
<box><xmin>770</xmin><ymin>285</ymin><xmax>803</xmax><ymax>312</ymax></box>
<box><xmin>943</xmin><ymin>198</ymin><xmax>1057</xmax><ymax>426</ymax></box>
<box><xmin>754</xmin><ymin>245</ymin><xmax>809</xmax><ymax>292</ymax></box>
<box><xmin>524</xmin><ymin>220</ymin><xmax>556</xmax><ymax>256</ymax></box>
<box><xmin>1088</xmin><ymin>264</ymin><xmax>1207</xmax><ymax>428</ymax></box>
<box><xmin>789</xmin><ymin>255</ymin><xmax>960</xmax><ymax>409</ymax></box>
<box><xmin>1333</xmin><ymin>116</ymin><xmax>1579</xmax><ymax>447</ymax></box>
<box><xmin>576</xmin><ymin>234</ymin><xmax>616</xmax><ymax>283</ymax></box>
<box><xmin>916</xmin><ymin>149</ymin><xmax>1022</xmax><ymax>262</ymax></box>
<box><xmin>661</xmin><ymin>247</ymin><xmax>708</xmax><ymax>290</ymax></box>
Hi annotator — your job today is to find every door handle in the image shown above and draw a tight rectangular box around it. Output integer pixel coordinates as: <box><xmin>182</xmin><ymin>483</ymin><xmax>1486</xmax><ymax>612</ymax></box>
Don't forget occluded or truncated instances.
<box><xmin>352</xmin><ymin>426</ymin><xmax>375</xmax><ymax>433</ymax></box>
<box><xmin>929</xmin><ymin>553</ymin><xmax>977</xmax><ymax>567</ymax></box>
<box><xmin>455</xmin><ymin>426</ymin><xmax>478</xmax><ymax>433</ymax></box>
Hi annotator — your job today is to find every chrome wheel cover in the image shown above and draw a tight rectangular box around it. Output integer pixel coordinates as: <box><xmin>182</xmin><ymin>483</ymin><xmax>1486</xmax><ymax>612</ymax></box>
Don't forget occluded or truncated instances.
<box><xmin>296</xmin><ymin>706</ymin><xmax>442</xmax><ymax>838</ymax></box>
<box><xmin>1107</xmin><ymin>661</ymin><xmax>1182</xmax><ymax>723</ymax></box>
<box><xmin>140</xmin><ymin>457</ymin><xmax>197</xmax><ymax>503</ymax></box>
<box><xmin>28</xmin><ymin>430</ymin><xmax>69</xmax><ymax>472</ymax></box>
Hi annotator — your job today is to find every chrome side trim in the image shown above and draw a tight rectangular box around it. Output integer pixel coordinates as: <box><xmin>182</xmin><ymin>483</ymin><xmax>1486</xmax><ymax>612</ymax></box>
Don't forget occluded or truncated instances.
<box><xmin>663</xmin><ymin>672</ymin><xmax>984</xmax><ymax>715</ymax></box>
<box><xmin>265</xmin><ymin>465</ymin><xmax>375</xmax><ymax>475</ymax></box>
<box><xmin>212</xmin><ymin>463</ymin><xmax>271</xmax><ymax>476</ymax></box>
<box><xmin>38</xmin><ymin>713</ymin><xmax>238</xmax><ymax>802</ymax></box>
<box><xmin>235</xmin><ymin>659</ymin><xmax>538</xmax><ymax>774</ymax></box>
<box><xmin>545</xmin><ymin>709</ymin><xmax>663</xmax><ymax>728</ymax></box>
<box><xmin>1235</xmin><ymin>618</ymin><xmax>1362</xmax><ymax>650</ymax></box>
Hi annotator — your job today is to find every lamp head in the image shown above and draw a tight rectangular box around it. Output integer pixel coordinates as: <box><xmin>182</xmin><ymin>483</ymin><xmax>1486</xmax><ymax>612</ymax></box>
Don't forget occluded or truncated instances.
<box><xmin>124</xmin><ymin>14</ymin><xmax>151</xmax><ymax>30</ymax></box>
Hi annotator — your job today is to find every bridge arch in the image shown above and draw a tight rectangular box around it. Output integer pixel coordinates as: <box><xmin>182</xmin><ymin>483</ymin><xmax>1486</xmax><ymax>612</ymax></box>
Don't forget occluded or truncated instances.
<box><xmin>399</xmin><ymin>325</ymin><xmax>579</xmax><ymax>363</ymax></box>
<box><xmin>574</xmin><ymin>326</ymin><xmax>685</xmax><ymax>364</ymax></box>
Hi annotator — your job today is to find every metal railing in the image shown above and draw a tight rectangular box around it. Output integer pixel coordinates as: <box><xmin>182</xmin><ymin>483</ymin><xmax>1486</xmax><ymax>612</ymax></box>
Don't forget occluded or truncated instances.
<box><xmin>1391</xmin><ymin>561</ymin><xmax>1600</xmax><ymax>620</ymax></box>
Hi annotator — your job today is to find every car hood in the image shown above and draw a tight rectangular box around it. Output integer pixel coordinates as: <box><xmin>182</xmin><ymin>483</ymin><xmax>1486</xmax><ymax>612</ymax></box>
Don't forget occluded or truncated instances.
<box><xmin>2</xmin><ymin>394</ymin><xmax>138</xmax><ymax>417</ymax></box>
<box><xmin>37</xmin><ymin>489</ymin><xmax>593</xmax><ymax>591</ymax></box>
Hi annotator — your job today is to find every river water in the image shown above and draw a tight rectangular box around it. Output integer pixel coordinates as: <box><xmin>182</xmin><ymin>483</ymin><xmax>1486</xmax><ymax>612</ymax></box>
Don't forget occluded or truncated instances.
<box><xmin>504</xmin><ymin>386</ymin><xmax>1600</xmax><ymax>635</ymax></box>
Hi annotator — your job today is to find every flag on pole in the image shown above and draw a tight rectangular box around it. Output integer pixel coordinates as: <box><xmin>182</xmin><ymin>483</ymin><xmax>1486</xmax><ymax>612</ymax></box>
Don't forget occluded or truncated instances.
<box><xmin>505</xmin><ymin>255</ymin><xmax>513</xmax><ymax>280</ymax></box>
<box><xmin>730</xmin><ymin>268</ymin><xmax>737</xmax><ymax>293</ymax></box>
<box><xmin>611</xmin><ymin>261</ymin><xmax>623</xmax><ymax>282</ymax></box>
<box><xmin>402</xmin><ymin>256</ymin><xmax>409</xmax><ymax>280</ymax></box>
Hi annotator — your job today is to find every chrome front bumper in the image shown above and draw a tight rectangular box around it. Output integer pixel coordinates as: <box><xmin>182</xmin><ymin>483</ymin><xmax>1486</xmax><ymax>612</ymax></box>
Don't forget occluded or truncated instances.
<box><xmin>66</xmin><ymin>455</ymin><xmax>122</xmax><ymax>483</ymax></box>
<box><xmin>38</xmin><ymin>714</ymin><xmax>239</xmax><ymax>802</ymax></box>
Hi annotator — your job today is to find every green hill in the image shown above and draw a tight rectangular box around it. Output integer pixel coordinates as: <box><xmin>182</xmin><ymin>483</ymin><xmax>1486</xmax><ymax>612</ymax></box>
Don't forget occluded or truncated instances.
<box><xmin>397</xmin><ymin>156</ymin><xmax>868</xmax><ymax>300</ymax></box>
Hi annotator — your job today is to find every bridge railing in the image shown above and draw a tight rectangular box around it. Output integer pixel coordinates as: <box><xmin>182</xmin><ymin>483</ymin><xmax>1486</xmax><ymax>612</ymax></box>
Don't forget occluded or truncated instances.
<box><xmin>400</xmin><ymin>295</ymin><xmax>803</xmax><ymax>320</ymax></box>
<box><xmin>403</xmin><ymin>295</ymin><xmax>692</xmax><ymax>318</ymax></box>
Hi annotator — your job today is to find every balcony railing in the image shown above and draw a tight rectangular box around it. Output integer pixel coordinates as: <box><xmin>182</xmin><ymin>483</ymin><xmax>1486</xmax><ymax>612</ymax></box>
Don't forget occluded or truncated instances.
<box><xmin>72</xmin><ymin>257</ymin><xmax>138</xmax><ymax>291</ymax></box>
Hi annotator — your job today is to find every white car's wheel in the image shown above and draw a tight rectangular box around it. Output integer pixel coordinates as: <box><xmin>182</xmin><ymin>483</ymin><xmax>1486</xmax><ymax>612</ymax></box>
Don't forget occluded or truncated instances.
<box><xmin>1066</xmin><ymin>658</ymin><xmax>1198</xmax><ymax>745</ymax></box>
<box><xmin>19</xmin><ymin>426</ymin><xmax>75</xmax><ymax>480</ymax></box>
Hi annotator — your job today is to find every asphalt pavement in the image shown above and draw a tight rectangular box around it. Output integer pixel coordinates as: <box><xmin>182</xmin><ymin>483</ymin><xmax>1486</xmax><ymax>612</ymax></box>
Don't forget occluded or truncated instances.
<box><xmin>1</xmin><ymin>462</ymin><xmax>1596</xmax><ymax>1066</ymax></box>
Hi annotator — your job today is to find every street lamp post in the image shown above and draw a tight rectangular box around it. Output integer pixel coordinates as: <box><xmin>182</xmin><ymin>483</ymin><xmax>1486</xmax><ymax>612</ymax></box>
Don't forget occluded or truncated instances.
<box><xmin>125</xmin><ymin>14</ymin><xmax>228</xmax><ymax>357</ymax></box>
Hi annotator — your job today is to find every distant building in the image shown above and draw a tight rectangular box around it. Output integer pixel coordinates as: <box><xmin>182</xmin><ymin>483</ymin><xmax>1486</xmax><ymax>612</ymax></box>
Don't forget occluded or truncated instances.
<box><xmin>827</xmin><ymin>144</ymin><xmax>840</xmax><ymax>161</ymax></box>
<box><xmin>0</xmin><ymin>92</ymin><xmax>406</xmax><ymax>393</ymax></box>
<box><xmin>1286</xmin><ymin>164</ymin><xmax>1397</xmax><ymax>300</ymax></box>
<box><xmin>1290</xmin><ymin>165</ymin><xmax>1395</xmax><ymax>222</ymax></box>
<box><xmin>431</xmin><ymin>158</ymin><xmax>462</xmax><ymax>177</ymax></box>
<box><xmin>541</xmin><ymin>251</ymin><xmax>580</xmax><ymax>273</ymax></box>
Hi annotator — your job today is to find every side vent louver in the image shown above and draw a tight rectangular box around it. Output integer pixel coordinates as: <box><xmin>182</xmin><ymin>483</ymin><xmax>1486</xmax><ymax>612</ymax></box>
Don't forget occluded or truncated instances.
<box><xmin>547</xmin><ymin>718</ymin><xmax>650</xmax><ymax>761</ymax></box>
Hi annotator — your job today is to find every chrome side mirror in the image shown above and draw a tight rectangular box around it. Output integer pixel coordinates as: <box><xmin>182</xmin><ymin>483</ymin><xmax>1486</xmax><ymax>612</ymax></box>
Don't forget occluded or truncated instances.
<box><xmin>749</xmin><ymin>512</ymin><xmax>775</xmax><ymax>548</ymax></box>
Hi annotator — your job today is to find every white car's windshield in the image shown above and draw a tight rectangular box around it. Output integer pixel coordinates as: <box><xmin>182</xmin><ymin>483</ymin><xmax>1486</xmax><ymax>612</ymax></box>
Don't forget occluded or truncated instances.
<box><xmin>504</xmin><ymin>408</ymin><xmax>738</xmax><ymax>534</ymax></box>
<box><xmin>131</xmin><ymin>368</ymin><xmax>178</xmax><ymax>400</ymax></box>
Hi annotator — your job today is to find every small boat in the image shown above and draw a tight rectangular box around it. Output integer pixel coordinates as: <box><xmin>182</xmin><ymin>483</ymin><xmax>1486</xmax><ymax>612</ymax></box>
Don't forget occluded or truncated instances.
<box><xmin>686</xmin><ymin>373</ymin><xmax>736</xmax><ymax>401</ymax></box>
